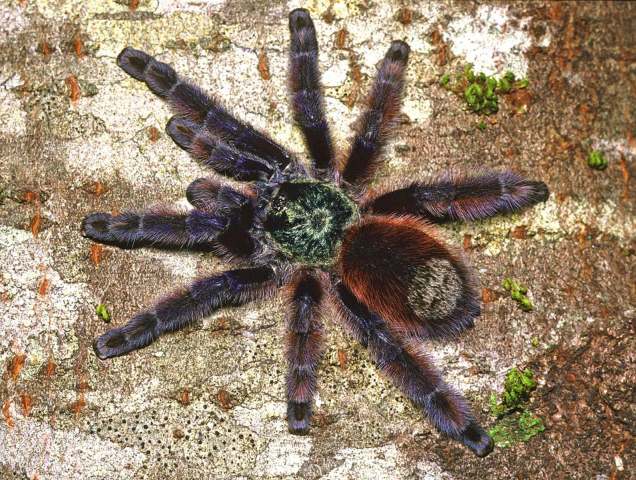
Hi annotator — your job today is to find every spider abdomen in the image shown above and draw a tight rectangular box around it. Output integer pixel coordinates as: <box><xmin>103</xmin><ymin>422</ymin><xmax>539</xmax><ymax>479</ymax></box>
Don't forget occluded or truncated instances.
<box><xmin>339</xmin><ymin>215</ymin><xmax>480</xmax><ymax>339</ymax></box>
<box><xmin>264</xmin><ymin>181</ymin><xmax>358</xmax><ymax>266</ymax></box>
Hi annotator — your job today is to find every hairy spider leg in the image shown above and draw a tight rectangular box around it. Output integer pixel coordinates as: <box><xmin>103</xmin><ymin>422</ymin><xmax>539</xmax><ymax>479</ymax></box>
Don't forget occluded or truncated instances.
<box><xmin>341</xmin><ymin>40</ymin><xmax>410</xmax><ymax>188</ymax></box>
<box><xmin>185</xmin><ymin>176</ymin><xmax>255</xmax><ymax>223</ymax></box>
<box><xmin>333</xmin><ymin>281</ymin><xmax>493</xmax><ymax>457</ymax></box>
<box><xmin>365</xmin><ymin>171</ymin><xmax>550</xmax><ymax>222</ymax></box>
<box><xmin>93</xmin><ymin>266</ymin><xmax>277</xmax><ymax>359</ymax></box>
<box><xmin>288</xmin><ymin>9</ymin><xmax>336</xmax><ymax>178</ymax></box>
<box><xmin>285</xmin><ymin>271</ymin><xmax>324</xmax><ymax>433</ymax></box>
<box><xmin>166</xmin><ymin>116</ymin><xmax>274</xmax><ymax>181</ymax></box>
<box><xmin>81</xmin><ymin>206</ymin><xmax>255</xmax><ymax>257</ymax></box>
<box><xmin>117</xmin><ymin>47</ymin><xmax>292</xmax><ymax>174</ymax></box>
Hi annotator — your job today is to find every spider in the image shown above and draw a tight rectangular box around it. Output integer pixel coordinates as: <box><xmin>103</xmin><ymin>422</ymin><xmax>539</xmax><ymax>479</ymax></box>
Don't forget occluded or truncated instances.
<box><xmin>82</xmin><ymin>9</ymin><xmax>549</xmax><ymax>457</ymax></box>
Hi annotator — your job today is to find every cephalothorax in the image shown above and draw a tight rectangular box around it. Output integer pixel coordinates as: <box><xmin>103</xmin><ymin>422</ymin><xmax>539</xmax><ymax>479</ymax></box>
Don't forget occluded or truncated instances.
<box><xmin>83</xmin><ymin>9</ymin><xmax>548</xmax><ymax>457</ymax></box>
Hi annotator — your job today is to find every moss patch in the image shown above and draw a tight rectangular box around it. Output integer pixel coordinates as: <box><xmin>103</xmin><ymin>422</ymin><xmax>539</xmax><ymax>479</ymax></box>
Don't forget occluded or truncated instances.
<box><xmin>96</xmin><ymin>304</ymin><xmax>111</xmax><ymax>323</ymax></box>
<box><xmin>489</xmin><ymin>368</ymin><xmax>544</xmax><ymax>448</ymax></box>
<box><xmin>502</xmin><ymin>278</ymin><xmax>533</xmax><ymax>312</ymax></box>
<box><xmin>440</xmin><ymin>65</ymin><xmax>529</xmax><ymax>115</ymax></box>
<box><xmin>587</xmin><ymin>150</ymin><xmax>608</xmax><ymax>170</ymax></box>
<box><xmin>489</xmin><ymin>411</ymin><xmax>545</xmax><ymax>448</ymax></box>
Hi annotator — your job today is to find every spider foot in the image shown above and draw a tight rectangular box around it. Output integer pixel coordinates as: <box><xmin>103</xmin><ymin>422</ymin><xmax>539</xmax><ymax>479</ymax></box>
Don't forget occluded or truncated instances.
<box><xmin>459</xmin><ymin>421</ymin><xmax>494</xmax><ymax>458</ymax></box>
<box><xmin>93</xmin><ymin>312</ymin><xmax>158</xmax><ymax>360</ymax></box>
<box><xmin>287</xmin><ymin>401</ymin><xmax>312</xmax><ymax>435</ymax></box>
<box><xmin>289</xmin><ymin>8</ymin><xmax>312</xmax><ymax>32</ymax></box>
<box><xmin>81</xmin><ymin>212</ymin><xmax>118</xmax><ymax>244</ymax></box>
<box><xmin>521</xmin><ymin>180</ymin><xmax>550</xmax><ymax>203</ymax></box>
<box><xmin>387</xmin><ymin>40</ymin><xmax>410</xmax><ymax>63</ymax></box>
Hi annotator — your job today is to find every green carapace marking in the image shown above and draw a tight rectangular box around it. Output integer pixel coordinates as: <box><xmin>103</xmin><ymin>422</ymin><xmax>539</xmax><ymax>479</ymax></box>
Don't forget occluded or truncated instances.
<box><xmin>265</xmin><ymin>181</ymin><xmax>358</xmax><ymax>265</ymax></box>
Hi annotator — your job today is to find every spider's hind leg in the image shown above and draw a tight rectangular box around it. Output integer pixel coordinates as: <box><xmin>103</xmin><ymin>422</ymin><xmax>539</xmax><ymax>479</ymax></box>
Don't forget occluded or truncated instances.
<box><xmin>285</xmin><ymin>271</ymin><xmax>324</xmax><ymax>434</ymax></box>
<box><xmin>333</xmin><ymin>281</ymin><xmax>493</xmax><ymax>457</ymax></box>
<box><xmin>94</xmin><ymin>266</ymin><xmax>277</xmax><ymax>359</ymax></box>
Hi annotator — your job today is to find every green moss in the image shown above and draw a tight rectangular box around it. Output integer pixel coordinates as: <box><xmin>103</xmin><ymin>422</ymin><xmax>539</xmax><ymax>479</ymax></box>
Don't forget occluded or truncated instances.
<box><xmin>96</xmin><ymin>304</ymin><xmax>111</xmax><ymax>323</ymax></box>
<box><xmin>503</xmin><ymin>278</ymin><xmax>533</xmax><ymax>312</ymax></box>
<box><xmin>489</xmin><ymin>368</ymin><xmax>544</xmax><ymax>447</ymax></box>
<box><xmin>502</xmin><ymin>368</ymin><xmax>537</xmax><ymax>408</ymax></box>
<box><xmin>587</xmin><ymin>150</ymin><xmax>608</xmax><ymax>170</ymax></box>
<box><xmin>440</xmin><ymin>65</ymin><xmax>529</xmax><ymax>115</ymax></box>
<box><xmin>489</xmin><ymin>368</ymin><xmax>537</xmax><ymax>417</ymax></box>
<box><xmin>476</xmin><ymin>120</ymin><xmax>487</xmax><ymax>131</ymax></box>
<box><xmin>489</xmin><ymin>411</ymin><xmax>545</xmax><ymax>448</ymax></box>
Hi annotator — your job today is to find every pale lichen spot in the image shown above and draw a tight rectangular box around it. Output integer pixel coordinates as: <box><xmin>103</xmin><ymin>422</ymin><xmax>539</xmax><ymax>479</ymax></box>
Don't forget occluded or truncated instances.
<box><xmin>443</xmin><ymin>5</ymin><xmax>534</xmax><ymax>78</ymax></box>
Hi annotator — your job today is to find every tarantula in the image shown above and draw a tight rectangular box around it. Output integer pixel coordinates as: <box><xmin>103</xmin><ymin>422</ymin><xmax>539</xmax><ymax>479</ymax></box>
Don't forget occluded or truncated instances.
<box><xmin>82</xmin><ymin>9</ymin><xmax>548</xmax><ymax>457</ymax></box>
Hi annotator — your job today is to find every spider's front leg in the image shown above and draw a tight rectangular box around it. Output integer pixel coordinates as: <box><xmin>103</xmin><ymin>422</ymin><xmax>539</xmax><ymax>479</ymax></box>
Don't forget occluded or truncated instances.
<box><xmin>333</xmin><ymin>281</ymin><xmax>493</xmax><ymax>457</ymax></box>
<box><xmin>285</xmin><ymin>271</ymin><xmax>324</xmax><ymax>434</ymax></box>
<box><xmin>116</xmin><ymin>47</ymin><xmax>293</xmax><ymax>180</ymax></box>
<box><xmin>288</xmin><ymin>9</ymin><xmax>335</xmax><ymax>178</ymax></box>
<box><xmin>365</xmin><ymin>171</ymin><xmax>549</xmax><ymax>222</ymax></box>
<box><xmin>94</xmin><ymin>266</ymin><xmax>277</xmax><ymax>359</ymax></box>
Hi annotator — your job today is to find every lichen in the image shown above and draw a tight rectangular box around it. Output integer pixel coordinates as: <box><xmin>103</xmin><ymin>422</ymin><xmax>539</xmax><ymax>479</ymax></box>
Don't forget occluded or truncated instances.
<box><xmin>587</xmin><ymin>150</ymin><xmax>608</xmax><ymax>170</ymax></box>
<box><xmin>502</xmin><ymin>277</ymin><xmax>533</xmax><ymax>311</ymax></box>
<box><xmin>440</xmin><ymin>65</ymin><xmax>529</xmax><ymax>115</ymax></box>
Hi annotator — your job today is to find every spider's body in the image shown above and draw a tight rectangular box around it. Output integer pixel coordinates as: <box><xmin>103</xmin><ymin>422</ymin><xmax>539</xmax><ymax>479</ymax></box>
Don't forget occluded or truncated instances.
<box><xmin>82</xmin><ymin>9</ymin><xmax>549</xmax><ymax>458</ymax></box>
<box><xmin>264</xmin><ymin>180</ymin><xmax>359</xmax><ymax>266</ymax></box>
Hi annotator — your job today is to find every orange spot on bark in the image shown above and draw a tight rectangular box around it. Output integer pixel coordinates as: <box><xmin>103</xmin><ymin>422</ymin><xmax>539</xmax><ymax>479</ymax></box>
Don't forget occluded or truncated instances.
<box><xmin>335</xmin><ymin>29</ymin><xmax>347</xmax><ymax>49</ymax></box>
<box><xmin>30</xmin><ymin>209</ymin><xmax>42</xmax><ymax>237</ymax></box>
<box><xmin>216</xmin><ymin>389</ymin><xmax>232</xmax><ymax>410</ymax></box>
<box><xmin>129</xmin><ymin>0</ymin><xmax>140</xmax><ymax>11</ymax></box>
<box><xmin>2</xmin><ymin>400</ymin><xmax>14</xmax><ymax>428</ymax></box>
<box><xmin>346</xmin><ymin>59</ymin><xmax>362</xmax><ymax>109</ymax></box>
<box><xmin>70</xmin><ymin>394</ymin><xmax>86</xmax><ymax>416</ymax></box>
<box><xmin>37</xmin><ymin>276</ymin><xmax>50</xmax><ymax>296</ymax></box>
<box><xmin>84</xmin><ymin>180</ymin><xmax>107</xmax><ymax>196</ymax></box>
<box><xmin>73</xmin><ymin>33</ymin><xmax>84</xmax><ymax>58</ymax></box>
<box><xmin>510</xmin><ymin>225</ymin><xmax>528</xmax><ymax>239</ymax></box>
<box><xmin>258</xmin><ymin>49</ymin><xmax>271</xmax><ymax>81</ymax></box>
<box><xmin>9</xmin><ymin>354</ymin><xmax>26</xmax><ymax>381</ymax></box>
<box><xmin>178</xmin><ymin>388</ymin><xmax>191</xmax><ymax>406</ymax></box>
<box><xmin>619</xmin><ymin>155</ymin><xmax>630</xmax><ymax>201</ymax></box>
<box><xmin>148</xmin><ymin>126</ymin><xmax>160</xmax><ymax>142</ymax></box>
<box><xmin>397</xmin><ymin>8</ymin><xmax>413</xmax><ymax>25</ymax></box>
<box><xmin>20</xmin><ymin>393</ymin><xmax>33</xmax><ymax>416</ymax></box>
<box><xmin>481</xmin><ymin>288</ymin><xmax>496</xmax><ymax>304</ymax></box>
<box><xmin>39</xmin><ymin>41</ymin><xmax>52</xmax><ymax>57</ymax></box>
<box><xmin>462</xmin><ymin>234</ymin><xmax>473</xmax><ymax>251</ymax></box>
<box><xmin>44</xmin><ymin>358</ymin><xmax>57</xmax><ymax>377</ymax></box>
<box><xmin>22</xmin><ymin>190</ymin><xmax>40</xmax><ymax>203</ymax></box>
<box><xmin>321</xmin><ymin>8</ymin><xmax>335</xmax><ymax>24</ymax></box>
<box><xmin>337</xmin><ymin>349</ymin><xmax>348</xmax><ymax>370</ymax></box>
<box><xmin>65</xmin><ymin>75</ymin><xmax>81</xmax><ymax>104</ymax></box>
<box><xmin>90</xmin><ymin>244</ymin><xmax>103</xmax><ymax>266</ymax></box>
